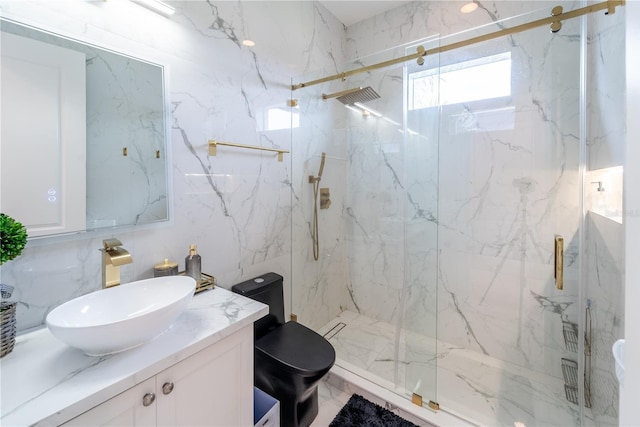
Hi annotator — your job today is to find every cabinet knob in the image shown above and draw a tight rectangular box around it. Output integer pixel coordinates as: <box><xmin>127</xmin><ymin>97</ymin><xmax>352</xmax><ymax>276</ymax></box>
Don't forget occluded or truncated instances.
<box><xmin>142</xmin><ymin>392</ymin><xmax>156</xmax><ymax>407</ymax></box>
<box><xmin>162</xmin><ymin>382</ymin><xmax>175</xmax><ymax>395</ymax></box>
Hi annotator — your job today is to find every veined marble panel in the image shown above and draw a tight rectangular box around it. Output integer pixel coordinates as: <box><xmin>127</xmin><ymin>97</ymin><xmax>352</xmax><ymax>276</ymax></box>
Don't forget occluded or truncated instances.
<box><xmin>337</xmin><ymin>1</ymin><xmax>585</xmax><ymax>376</ymax></box>
<box><xmin>85</xmin><ymin>51</ymin><xmax>167</xmax><ymax>227</ymax></box>
<box><xmin>299</xmin><ymin>2</ymin><xmax>623</xmax><ymax>427</ymax></box>
<box><xmin>290</xmin><ymin>77</ymin><xmax>351</xmax><ymax>329</ymax></box>
<box><xmin>584</xmin><ymin>5</ymin><xmax>625</xmax><ymax>426</ymax></box>
<box><xmin>583</xmin><ymin>3</ymin><xmax>626</xmax><ymax>420</ymax></box>
<box><xmin>587</xmin><ymin>8</ymin><xmax>626</xmax><ymax>172</ymax></box>
<box><xmin>320</xmin><ymin>310</ymin><xmax>620</xmax><ymax>427</ymax></box>
<box><xmin>0</xmin><ymin>0</ymin><xmax>345</xmax><ymax>333</ymax></box>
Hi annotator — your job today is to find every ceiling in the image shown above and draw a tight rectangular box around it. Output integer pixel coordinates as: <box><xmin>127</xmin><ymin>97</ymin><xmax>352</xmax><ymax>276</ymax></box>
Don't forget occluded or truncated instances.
<box><xmin>319</xmin><ymin>1</ymin><xmax>412</xmax><ymax>27</ymax></box>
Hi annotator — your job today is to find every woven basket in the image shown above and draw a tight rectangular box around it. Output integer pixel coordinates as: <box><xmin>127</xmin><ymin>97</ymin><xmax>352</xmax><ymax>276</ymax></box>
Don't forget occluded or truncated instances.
<box><xmin>1</xmin><ymin>301</ymin><xmax>17</xmax><ymax>357</ymax></box>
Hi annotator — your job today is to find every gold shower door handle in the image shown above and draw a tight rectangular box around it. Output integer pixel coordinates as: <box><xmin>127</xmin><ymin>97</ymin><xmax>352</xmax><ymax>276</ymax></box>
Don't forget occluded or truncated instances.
<box><xmin>555</xmin><ymin>235</ymin><xmax>564</xmax><ymax>290</ymax></box>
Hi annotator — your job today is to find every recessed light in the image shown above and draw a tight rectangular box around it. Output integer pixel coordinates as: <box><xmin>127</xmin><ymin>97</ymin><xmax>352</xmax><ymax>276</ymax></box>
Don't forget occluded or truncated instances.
<box><xmin>242</xmin><ymin>39</ymin><xmax>256</xmax><ymax>47</ymax></box>
<box><xmin>461</xmin><ymin>2</ymin><xmax>478</xmax><ymax>13</ymax></box>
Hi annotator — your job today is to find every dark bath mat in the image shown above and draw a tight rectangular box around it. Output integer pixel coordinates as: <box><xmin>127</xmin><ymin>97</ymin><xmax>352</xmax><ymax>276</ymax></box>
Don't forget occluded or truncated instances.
<box><xmin>329</xmin><ymin>394</ymin><xmax>420</xmax><ymax>427</ymax></box>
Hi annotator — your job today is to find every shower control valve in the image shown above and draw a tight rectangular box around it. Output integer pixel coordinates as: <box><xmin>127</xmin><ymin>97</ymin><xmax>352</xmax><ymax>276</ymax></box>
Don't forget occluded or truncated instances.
<box><xmin>320</xmin><ymin>188</ymin><xmax>331</xmax><ymax>209</ymax></box>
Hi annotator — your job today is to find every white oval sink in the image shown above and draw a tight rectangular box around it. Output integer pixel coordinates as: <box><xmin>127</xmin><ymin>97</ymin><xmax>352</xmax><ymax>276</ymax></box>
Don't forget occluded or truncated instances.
<box><xmin>46</xmin><ymin>276</ymin><xmax>196</xmax><ymax>356</ymax></box>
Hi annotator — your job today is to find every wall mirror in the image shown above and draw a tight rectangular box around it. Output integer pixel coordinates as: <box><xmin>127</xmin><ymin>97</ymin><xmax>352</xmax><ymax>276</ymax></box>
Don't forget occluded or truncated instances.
<box><xmin>0</xmin><ymin>18</ymin><xmax>170</xmax><ymax>238</ymax></box>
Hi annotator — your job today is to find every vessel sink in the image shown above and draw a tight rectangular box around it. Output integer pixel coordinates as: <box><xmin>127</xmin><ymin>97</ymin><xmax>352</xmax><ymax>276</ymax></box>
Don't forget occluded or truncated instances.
<box><xmin>46</xmin><ymin>276</ymin><xmax>196</xmax><ymax>356</ymax></box>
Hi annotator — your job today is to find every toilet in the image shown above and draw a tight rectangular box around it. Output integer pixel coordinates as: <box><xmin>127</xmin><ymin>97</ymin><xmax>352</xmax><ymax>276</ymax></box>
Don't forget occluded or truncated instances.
<box><xmin>232</xmin><ymin>272</ymin><xmax>335</xmax><ymax>427</ymax></box>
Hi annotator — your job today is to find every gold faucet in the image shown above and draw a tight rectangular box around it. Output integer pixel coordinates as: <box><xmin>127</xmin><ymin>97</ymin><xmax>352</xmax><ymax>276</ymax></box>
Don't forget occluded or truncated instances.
<box><xmin>101</xmin><ymin>238</ymin><xmax>133</xmax><ymax>288</ymax></box>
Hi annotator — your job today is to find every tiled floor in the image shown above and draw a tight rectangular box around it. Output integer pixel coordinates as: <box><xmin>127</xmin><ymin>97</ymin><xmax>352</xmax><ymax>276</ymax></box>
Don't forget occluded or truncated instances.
<box><xmin>312</xmin><ymin>371</ymin><xmax>438</xmax><ymax>427</ymax></box>
<box><xmin>315</xmin><ymin>310</ymin><xmax>596</xmax><ymax>427</ymax></box>
<box><xmin>311</xmin><ymin>380</ymin><xmax>352</xmax><ymax>426</ymax></box>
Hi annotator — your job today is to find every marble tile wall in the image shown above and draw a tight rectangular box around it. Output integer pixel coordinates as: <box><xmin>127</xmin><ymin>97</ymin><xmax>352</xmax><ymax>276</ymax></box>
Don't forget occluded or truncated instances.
<box><xmin>289</xmin><ymin>85</ymin><xmax>351</xmax><ymax>327</ymax></box>
<box><xmin>84</xmin><ymin>49</ymin><xmax>168</xmax><ymax>228</ymax></box>
<box><xmin>436</xmin><ymin>15</ymin><xmax>583</xmax><ymax>378</ymax></box>
<box><xmin>0</xmin><ymin>0</ymin><xmax>344</xmax><ymax>333</ymax></box>
<box><xmin>341</xmin><ymin>0</ymin><xmax>585</xmax><ymax>372</ymax></box>
<box><xmin>296</xmin><ymin>1</ymin><xmax>624</xmax><ymax>424</ymax></box>
<box><xmin>0</xmin><ymin>0</ymin><xmax>624</xmax><ymax>424</ymax></box>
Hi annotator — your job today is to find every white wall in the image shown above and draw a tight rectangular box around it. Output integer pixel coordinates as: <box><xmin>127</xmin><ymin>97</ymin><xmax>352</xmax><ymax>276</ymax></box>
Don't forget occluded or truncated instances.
<box><xmin>620</xmin><ymin>1</ymin><xmax>639</xmax><ymax>425</ymax></box>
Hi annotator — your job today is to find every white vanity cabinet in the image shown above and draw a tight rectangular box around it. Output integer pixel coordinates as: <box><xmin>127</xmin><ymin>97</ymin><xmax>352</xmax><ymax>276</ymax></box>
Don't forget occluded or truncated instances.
<box><xmin>1</xmin><ymin>287</ymin><xmax>267</xmax><ymax>427</ymax></box>
<box><xmin>62</xmin><ymin>378</ymin><xmax>156</xmax><ymax>426</ymax></box>
<box><xmin>63</xmin><ymin>326</ymin><xmax>253</xmax><ymax>427</ymax></box>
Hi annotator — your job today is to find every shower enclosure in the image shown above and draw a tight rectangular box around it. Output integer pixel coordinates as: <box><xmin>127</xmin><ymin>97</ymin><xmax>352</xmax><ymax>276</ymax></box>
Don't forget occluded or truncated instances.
<box><xmin>291</xmin><ymin>2</ymin><xmax>624</xmax><ymax>426</ymax></box>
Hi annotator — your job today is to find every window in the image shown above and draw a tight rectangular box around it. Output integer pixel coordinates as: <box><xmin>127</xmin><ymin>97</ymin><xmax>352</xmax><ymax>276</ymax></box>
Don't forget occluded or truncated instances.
<box><xmin>266</xmin><ymin>107</ymin><xmax>299</xmax><ymax>131</ymax></box>
<box><xmin>409</xmin><ymin>52</ymin><xmax>511</xmax><ymax>110</ymax></box>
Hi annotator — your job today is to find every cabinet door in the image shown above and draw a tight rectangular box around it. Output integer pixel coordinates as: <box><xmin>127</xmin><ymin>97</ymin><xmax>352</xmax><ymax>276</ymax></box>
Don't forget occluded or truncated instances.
<box><xmin>156</xmin><ymin>325</ymin><xmax>253</xmax><ymax>426</ymax></box>
<box><xmin>63</xmin><ymin>378</ymin><xmax>156</xmax><ymax>426</ymax></box>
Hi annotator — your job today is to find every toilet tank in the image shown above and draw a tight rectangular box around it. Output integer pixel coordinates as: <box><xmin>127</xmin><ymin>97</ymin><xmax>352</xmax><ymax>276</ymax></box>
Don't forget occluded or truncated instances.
<box><xmin>231</xmin><ymin>272</ymin><xmax>285</xmax><ymax>339</ymax></box>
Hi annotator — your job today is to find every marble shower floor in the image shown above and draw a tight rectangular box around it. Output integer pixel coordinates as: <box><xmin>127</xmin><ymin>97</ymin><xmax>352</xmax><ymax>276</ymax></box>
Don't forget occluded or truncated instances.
<box><xmin>317</xmin><ymin>310</ymin><xmax>591</xmax><ymax>427</ymax></box>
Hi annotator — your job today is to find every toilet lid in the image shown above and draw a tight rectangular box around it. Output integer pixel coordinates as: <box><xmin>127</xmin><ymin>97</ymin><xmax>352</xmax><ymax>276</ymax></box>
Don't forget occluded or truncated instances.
<box><xmin>256</xmin><ymin>321</ymin><xmax>336</xmax><ymax>376</ymax></box>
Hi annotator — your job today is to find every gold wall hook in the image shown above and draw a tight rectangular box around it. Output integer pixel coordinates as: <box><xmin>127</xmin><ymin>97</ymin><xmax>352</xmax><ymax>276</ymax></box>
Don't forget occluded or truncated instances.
<box><xmin>123</xmin><ymin>147</ymin><xmax>128</xmax><ymax>156</ymax></box>
<box><xmin>156</xmin><ymin>150</ymin><xmax>160</xmax><ymax>159</ymax></box>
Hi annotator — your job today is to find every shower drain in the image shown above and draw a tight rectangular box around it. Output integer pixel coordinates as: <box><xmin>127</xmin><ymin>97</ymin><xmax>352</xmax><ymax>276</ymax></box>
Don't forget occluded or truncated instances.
<box><xmin>323</xmin><ymin>322</ymin><xmax>347</xmax><ymax>340</ymax></box>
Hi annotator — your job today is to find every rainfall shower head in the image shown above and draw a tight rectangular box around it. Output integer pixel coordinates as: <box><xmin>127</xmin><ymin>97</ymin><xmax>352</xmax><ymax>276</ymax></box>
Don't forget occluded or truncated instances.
<box><xmin>322</xmin><ymin>86</ymin><xmax>381</xmax><ymax>105</ymax></box>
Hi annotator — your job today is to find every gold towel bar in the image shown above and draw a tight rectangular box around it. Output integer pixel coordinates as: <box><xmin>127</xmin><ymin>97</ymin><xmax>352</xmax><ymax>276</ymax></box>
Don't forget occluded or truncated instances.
<box><xmin>208</xmin><ymin>140</ymin><xmax>289</xmax><ymax>162</ymax></box>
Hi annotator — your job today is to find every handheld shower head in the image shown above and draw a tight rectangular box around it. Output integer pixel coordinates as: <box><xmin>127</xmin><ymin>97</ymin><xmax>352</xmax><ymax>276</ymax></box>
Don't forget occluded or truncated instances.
<box><xmin>318</xmin><ymin>152</ymin><xmax>326</xmax><ymax>179</ymax></box>
<box><xmin>308</xmin><ymin>152</ymin><xmax>327</xmax><ymax>184</ymax></box>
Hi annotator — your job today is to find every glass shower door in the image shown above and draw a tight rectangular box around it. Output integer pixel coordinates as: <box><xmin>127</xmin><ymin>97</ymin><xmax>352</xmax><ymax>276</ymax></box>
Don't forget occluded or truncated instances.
<box><xmin>402</xmin><ymin>35</ymin><xmax>441</xmax><ymax>408</ymax></box>
<box><xmin>404</xmin><ymin>6</ymin><xmax>584</xmax><ymax>426</ymax></box>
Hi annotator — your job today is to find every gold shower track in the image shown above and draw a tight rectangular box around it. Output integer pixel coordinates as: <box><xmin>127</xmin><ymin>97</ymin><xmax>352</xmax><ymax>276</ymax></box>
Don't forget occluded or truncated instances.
<box><xmin>291</xmin><ymin>0</ymin><xmax>624</xmax><ymax>91</ymax></box>
<box><xmin>208</xmin><ymin>139</ymin><xmax>289</xmax><ymax>162</ymax></box>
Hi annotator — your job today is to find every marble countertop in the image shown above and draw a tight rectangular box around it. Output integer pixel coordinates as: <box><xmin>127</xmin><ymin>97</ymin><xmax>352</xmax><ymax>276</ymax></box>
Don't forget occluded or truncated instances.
<box><xmin>0</xmin><ymin>286</ymin><xmax>268</xmax><ymax>427</ymax></box>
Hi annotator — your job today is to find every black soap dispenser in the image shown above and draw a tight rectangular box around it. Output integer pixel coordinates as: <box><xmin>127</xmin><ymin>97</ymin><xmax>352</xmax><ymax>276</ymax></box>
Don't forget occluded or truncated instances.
<box><xmin>185</xmin><ymin>244</ymin><xmax>202</xmax><ymax>282</ymax></box>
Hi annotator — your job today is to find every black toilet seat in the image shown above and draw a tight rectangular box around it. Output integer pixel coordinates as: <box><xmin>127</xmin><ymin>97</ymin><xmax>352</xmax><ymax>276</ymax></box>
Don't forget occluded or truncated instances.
<box><xmin>256</xmin><ymin>321</ymin><xmax>336</xmax><ymax>377</ymax></box>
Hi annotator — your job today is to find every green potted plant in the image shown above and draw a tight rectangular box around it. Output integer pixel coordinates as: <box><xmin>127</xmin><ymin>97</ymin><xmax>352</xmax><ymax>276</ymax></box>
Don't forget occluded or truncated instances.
<box><xmin>0</xmin><ymin>213</ymin><xmax>28</xmax><ymax>357</ymax></box>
